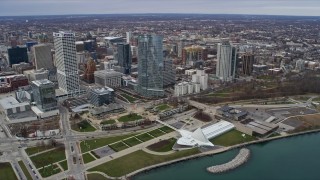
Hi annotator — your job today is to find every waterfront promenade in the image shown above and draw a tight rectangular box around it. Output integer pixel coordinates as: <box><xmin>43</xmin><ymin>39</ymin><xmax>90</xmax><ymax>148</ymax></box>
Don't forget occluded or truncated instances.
<box><xmin>206</xmin><ymin>148</ymin><xmax>250</xmax><ymax>173</ymax></box>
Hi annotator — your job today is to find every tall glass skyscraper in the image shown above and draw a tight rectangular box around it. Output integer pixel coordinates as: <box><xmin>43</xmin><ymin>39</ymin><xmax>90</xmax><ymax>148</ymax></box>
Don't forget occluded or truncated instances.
<box><xmin>116</xmin><ymin>43</ymin><xmax>132</xmax><ymax>75</ymax></box>
<box><xmin>53</xmin><ymin>31</ymin><xmax>80</xmax><ymax>96</ymax></box>
<box><xmin>137</xmin><ymin>35</ymin><xmax>164</xmax><ymax>97</ymax></box>
<box><xmin>216</xmin><ymin>42</ymin><xmax>237</xmax><ymax>82</ymax></box>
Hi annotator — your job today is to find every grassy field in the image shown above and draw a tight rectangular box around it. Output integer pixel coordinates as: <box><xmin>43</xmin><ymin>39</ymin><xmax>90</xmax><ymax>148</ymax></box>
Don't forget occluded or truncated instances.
<box><xmin>100</xmin><ymin>119</ymin><xmax>116</xmax><ymax>125</ymax></box>
<box><xmin>121</xmin><ymin>93</ymin><xmax>137</xmax><ymax>103</ymax></box>
<box><xmin>158</xmin><ymin>126</ymin><xmax>175</xmax><ymax>133</ymax></box>
<box><xmin>25</xmin><ymin>146</ymin><xmax>55</xmax><ymax>156</ymax></box>
<box><xmin>147</xmin><ymin>138</ymin><xmax>176</xmax><ymax>152</ymax></box>
<box><xmin>0</xmin><ymin>163</ymin><xmax>17</xmax><ymax>180</ymax></box>
<box><xmin>123</xmin><ymin>137</ymin><xmax>141</xmax><ymax>147</ymax></box>
<box><xmin>87</xmin><ymin>173</ymin><xmax>111</xmax><ymax>180</ymax></box>
<box><xmin>18</xmin><ymin>161</ymin><xmax>32</xmax><ymax>180</ymax></box>
<box><xmin>72</xmin><ymin>120</ymin><xmax>96</xmax><ymax>132</ymax></box>
<box><xmin>109</xmin><ymin>142</ymin><xmax>129</xmax><ymax>152</ymax></box>
<box><xmin>136</xmin><ymin>133</ymin><xmax>153</xmax><ymax>142</ymax></box>
<box><xmin>156</xmin><ymin>104</ymin><xmax>171</xmax><ymax>111</ymax></box>
<box><xmin>210</xmin><ymin>129</ymin><xmax>257</xmax><ymax>146</ymax></box>
<box><xmin>148</xmin><ymin>129</ymin><xmax>165</xmax><ymax>137</ymax></box>
<box><xmin>83</xmin><ymin>153</ymin><xmax>96</xmax><ymax>164</ymax></box>
<box><xmin>118</xmin><ymin>113</ymin><xmax>143</xmax><ymax>122</ymax></box>
<box><xmin>58</xmin><ymin>160</ymin><xmax>68</xmax><ymax>171</ymax></box>
<box><xmin>30</xmin><ymin>147</ymin><xmax>66</xmax><ymax>168</ymax></box>
<box><xmin>80</xmin><ymin>133</ymin><xmax>137</xmax><ymax>153</ymax></box>
<box><xmin>88</xmin><ymin>149</ymin><xmax>200</xmax><ymax>177</ymax></box>
<box><xmin>38</xmin><ymin>164</ymin><xmax>61</xmax><ymax>178</ymax></box>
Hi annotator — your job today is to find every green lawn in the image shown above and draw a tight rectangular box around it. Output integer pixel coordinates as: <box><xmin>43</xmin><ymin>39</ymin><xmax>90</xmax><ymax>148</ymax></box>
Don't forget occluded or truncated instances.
<box><xmin>72</xmin><ymin>120</ymin><xmax>96</xmax><ymax>132</ymax></box>
<box><xmin>25</xmin><ymin>146</ymin><xmax>55</xmax><ymax>156</ymax></box>
<box><xmin>100</xmin><ymin>119</ymin><xmax>116</xmax><ymax>125</ymax></box>
<box><xmin>210</xmin><ymin>129</ymin><xmax>257</xmax><ymax>146</ymax></box>
<box><xmin>80</xmin><ymin>133</ymin><xmax>137</xmax><ymax>153</ymax></box>
<box><xmin>109</xmin><ymin>142</ymin><xmax>129</xmax><ymax>152</ymax></box>
<box><xmin>83</xmin><ymin>153</ymin><xmax>96</xmax><ymax>164</ymax></box>
<box><xmin>87</xmin><ymin>173</ymin><xmax>111</xmax><ymax>180</ymax></box>
<box><xmin>18</xmin><ymin>161</ymin><xmax>32</xmax><ymax>180</ymax></box>
<box><xmin>38</xmin><ymin>164</ymin><xmax>61</xmax><ymax>178</ymax></box>
<box><xmin>148</xmin><ymin>129</ymin><xmax>165</xmax><ymax>137</ymax></box>
<box><xmin>121</xmin><ymin>94</ymin><xmax>137</xmax><ymax>103</ymax></box>
<box><xmin>88</xmin><ymin>149</ymin><xmax>200</xmax><ymax>177</ymax></box>
<box><xmin>156</xmin><ymin>104</ymin><xmax>171</xmax><ymax>111</ymax></box>
<box><xmin>0</xmin><ymin>163</ymin><xmax>17</xmax><ymax>180</ymax></box>
<box><xmin>58</xmin><ymin>160</ymin><xmax>68</xmax><ymax>171</ymax></box>
<box><xmin>118</xmin><ymin>113</ymin><xmax>143</xmax><ymax>122</ymax></box>
<box><xmin>30</xmin><ymin>148</ymin><xmax>66</xmax><ymax>168</ymax></box>
<box><xmin>147</xmin><ymin>138</ymin><xmax>176</xmax><ymax>152</ymax></box>
<box><xmin>159</xmin><ymin>126</ymin><xmax>175</xmax><ymax>133</ymax></box>
<box><xmin>123</xmin><ymin>137</ymin><xmax>142</xmax><ymax>147</ymax></box>
<box><xmin>136</xmin><ymin>133</ymin><xmax>153</xmax><ymax>142</ymax></box>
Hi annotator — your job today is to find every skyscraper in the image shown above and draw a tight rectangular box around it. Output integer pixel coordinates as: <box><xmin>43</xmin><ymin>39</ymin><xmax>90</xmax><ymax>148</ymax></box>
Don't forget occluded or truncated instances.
<box><xmin>116</xmin><ymin>43</ymin><xmax>132</xmax><ymax>75</ymax></box>
<box><xmin>216</xmin><ymin>42</ymin><xmax>237</xmax><ymax>82</ymax></box>
<box><xmin>163</xmin><ymin>59</ymin><xmax>176</xmax><ymax>87</ymax></box>
<box><xmin>53</xmin><ymin>31</ymin><xmax>80</xmax><ymax>96</ymax></box>
<box><xmin>241</xmin><ymin>53</ymin><xmax>254</xmax><ymax>76</ymax></box>
<box><xmin>33</xmin><ymin>44</ymin><xmax>54</xmax><ymax>70</ymax></box>
<box><xmin>137</xmin><ymin>34</ymin><xmax>164</xmax><ymax>97</ymax></box>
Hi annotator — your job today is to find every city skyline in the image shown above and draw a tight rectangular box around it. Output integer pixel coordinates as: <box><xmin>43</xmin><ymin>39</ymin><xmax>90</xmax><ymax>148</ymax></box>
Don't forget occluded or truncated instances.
<box><xmin>1</xmin><ymin>0</ymin><xmax>320</xmax><ymax>16</ymax></box>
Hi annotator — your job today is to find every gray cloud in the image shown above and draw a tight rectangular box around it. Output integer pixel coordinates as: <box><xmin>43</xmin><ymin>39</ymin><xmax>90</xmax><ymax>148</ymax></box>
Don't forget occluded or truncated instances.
<box><xmin>0</xmin><ymin>0</ymin><xmax>319</xmax><ymax>16</ymax></box>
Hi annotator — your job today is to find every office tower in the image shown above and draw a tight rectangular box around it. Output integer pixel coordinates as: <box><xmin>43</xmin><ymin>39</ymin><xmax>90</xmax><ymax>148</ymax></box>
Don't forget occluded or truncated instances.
<box><xmin>242</xmin><ymin>53</ymin><xmax>254</xmax><ymax>76</ymax></box>
<box><xmin>178</xmin><ymin>39</ymin><xmax>186</xmax><ymax>58</ymax></box>
<box><xmin>182</xmin><ymin>45</ymin><xmax>208</xmax><ymax>65</ymax></box>
<box><xmin>126</xmin><ymin>32</ymin><xmax>132</xmax><ymax>44</ymax></box>
<box><xmin>137</xmin><ymin>34</ymin><xmax>164</xmax><ymax>97</ymax></box>
<box><xmin>31</xmin><ymin>79</ymin><xmax>57</xmax><ymax>112</ymax></box>
<box><xmin>53</xmin><ymin>31</ymin><xmax>80</xmax><ymax>96</ymax></box>
<box><xmin>33</xmin><ymin>44</ymin><xmax>54</xmax><ymax>70</ymax></box>
<box><xmin>163</xmin><ymin>60</ymin><xmax>176</xmax><ymax>87</ymax></box>
<box><xmin>116</xmin><ymin>43</ymin><xmax>132</xmax><ymax>75</ymax></box>
<box><xmin>83</xmin><ymin>58</ymin><xmax>96</xmax><ymax>83</ymax></box>
<box><xmin>216</xmin><ymin>42</ymin><xmax>237</xmax><ymax>82</ymax></box>
<box><xmin>8</xmin><ymin>46</ymin><xmax>28</xmax><ymax>67</ymax></box>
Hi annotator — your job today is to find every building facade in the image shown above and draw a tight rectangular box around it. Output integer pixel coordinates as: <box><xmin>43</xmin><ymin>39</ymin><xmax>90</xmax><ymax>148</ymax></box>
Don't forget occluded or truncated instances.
<box><xmin>94</xmin><ymin>70</ymin><xmax>122</xmax><ymax>88</ymax></box>
<box><xmin>216</xmin><ymin>42</ymin><xmax>237</xmax><ymax>82</ymax></box>
<box><xmin>182</xmin><ymin>45</ymin><xmax>208</xmax><ymax>65</ymax></box>
<box><xmin>137</xmin><ymin>34</ymin><xmax>164</xmax><ymax>97</ymax></box>
<box><xmin>33</xmin><ymin>44</ymin><xmax>54</xmax><ymax>70</ymax></box>
<box><xmin>31</xmin><ymin>79</ymin><xmax>57</xmax><ymax>112</ymax></box>
<box><xmin>116</xmin><ymin>43</ymin><xmax>132</xmax><ymax>75</ymax></box>
<box><xmin>163</xmin><ymin>60</ymin><xmax>176</xmax><ymax>87</ymax></box>
<box><xmin>8</xmin><ymin>46</ymin><xmax>28</xmax><ymax>67</ymax></box>
<box><xmin>242</xmin><ymin>53</ymin><xmax>254</xmax><ymax>76</ymax></box>
<box><xmin>53</xmin><ymin>31</ymin><xmax>80</xmax><ymax>96</ymax></box>
<box><xmin>88</xmin><ymin>87</ymin><xmax>115</xmax><ymax>107</ymax></box>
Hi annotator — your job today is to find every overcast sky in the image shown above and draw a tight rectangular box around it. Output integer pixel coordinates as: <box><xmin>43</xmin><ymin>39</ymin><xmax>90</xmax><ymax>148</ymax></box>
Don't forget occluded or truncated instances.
<box><xmin>1</xmin><ymin>0</ymin><xmax>320</xmax><ymax>16</ymax></box>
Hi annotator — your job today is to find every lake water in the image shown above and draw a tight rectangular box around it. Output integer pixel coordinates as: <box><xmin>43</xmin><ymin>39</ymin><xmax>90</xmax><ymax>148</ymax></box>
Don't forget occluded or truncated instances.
<box><xmin>134</xmin><ymin>132</ymin><xmax>320</xmax><ymax>180</ymax></box>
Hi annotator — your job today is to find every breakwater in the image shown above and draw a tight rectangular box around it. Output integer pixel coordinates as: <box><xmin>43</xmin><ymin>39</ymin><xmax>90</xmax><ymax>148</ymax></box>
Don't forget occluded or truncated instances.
<box><xmin>206</xmin><ymin>148</ymin><xmax>250</xmax><ymax>173</ymax></box>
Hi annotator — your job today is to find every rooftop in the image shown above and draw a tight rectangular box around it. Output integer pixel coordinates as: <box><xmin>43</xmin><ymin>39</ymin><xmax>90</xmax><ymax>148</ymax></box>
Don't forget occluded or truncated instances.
<box><xmin>32</xmin><ymin>79</ymin><xmax>53</xmax><ymax>86</ymax></box>
<box><xmin>0</xmin><ymin>97</ymin><xmax>29</xmax><ymax>110</ymax></box>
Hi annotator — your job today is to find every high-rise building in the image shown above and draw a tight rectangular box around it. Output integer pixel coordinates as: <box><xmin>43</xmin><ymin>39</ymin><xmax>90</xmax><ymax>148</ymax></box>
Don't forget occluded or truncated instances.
<box><xmin>216</xmin><ymin>42</ymin><xmax>237</xmax><ymax>82</ymax></box>
<box><xmin>126</xmin><ymin>32</ymin><xmax>132</xmax><ymax>44</ymax></box>
<box><xmin>241</xmin><ymin>53</ymin><xmax>254</xmax><ymax>76</ymax></box>
<box><xmin>94</xmin><ymin>70</ymin><xmax>122</xmax><ymax>88</ymax></box>
<box><xmin>31</xmin><ymin>79</ymin><xmax>57</xmax><ymax>112</ymax></box>
<box><xmin>137</xmin><ymin>34</ymin><xmax>164</xmax><ymax>97</ymax></box>
<box><xmin>53</xmin><ymin>31</ymin><xmax>80</xmax><ymax>96</ymax></box>
<box><xmin>116</xmin><ymin>43</ymin><xmax>132</xmax><ymax>75</ymax></box>
<box><xmin>33</xmin><ymin>44</ymin><xmax>54</xmax><ymax>70</ymax></box>
<box><xmin>163</xmin><ymin>60</ymin><xmax>176</xmax><ymax>87</ymax></box>
<box><xmin>7</xmin><ymin>46</ymin><xmax>28</xmax><ymax>67</ymax></box>
<box><xmin>182</xmin><ymin>45</ymin><xmax>208</xmax><ymax>65</ymax></box>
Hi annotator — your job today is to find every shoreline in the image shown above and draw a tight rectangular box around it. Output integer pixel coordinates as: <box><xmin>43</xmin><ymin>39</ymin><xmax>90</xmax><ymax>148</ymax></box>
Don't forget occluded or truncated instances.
<box><xmin>123</xmin><ymin>128</ymin><xmax>320</xmax><ymax>180</ymax></box>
